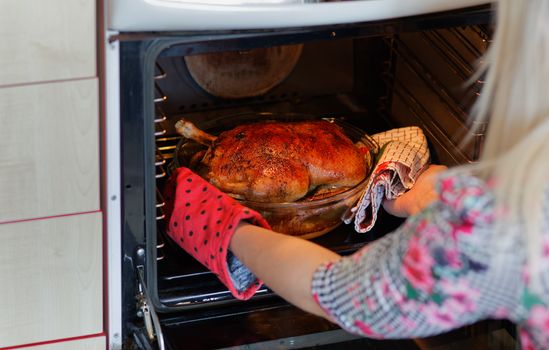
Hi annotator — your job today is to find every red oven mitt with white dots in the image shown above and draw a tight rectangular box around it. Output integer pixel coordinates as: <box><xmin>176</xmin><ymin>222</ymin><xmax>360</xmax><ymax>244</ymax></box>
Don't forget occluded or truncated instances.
<box><xmin>163</xmin><ymin>167</ymin><xmax>271</xmax><ymax>300</ymax></box>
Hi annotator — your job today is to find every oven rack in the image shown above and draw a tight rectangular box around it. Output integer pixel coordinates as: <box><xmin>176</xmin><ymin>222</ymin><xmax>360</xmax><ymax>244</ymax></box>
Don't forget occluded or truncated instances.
<box><xmin>154</xmin><ymin>62</ymin><xmax>169</xmax><ymax>262</ymax></box>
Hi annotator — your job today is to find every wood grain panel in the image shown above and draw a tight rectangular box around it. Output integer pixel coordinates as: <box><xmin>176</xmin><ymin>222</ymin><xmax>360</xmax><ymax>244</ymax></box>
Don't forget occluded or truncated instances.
<box><xmin>0</xmin><ymin>213</ymin><xmax>103</xmax><ymax>348</ymax></box>
<box><xmin>14</xmin><ymin>336</ymin><xmax>105</xmax><ymax>350</ymax></box>
<box><xmin>0</xmin><ymin>78</ymin><xmax>99</xmax><ymax>223</ymax></box>
<box><xmin>0</xmin><ymin>0</ymin><xmax>96</xmax><ymax>86</ymax></box>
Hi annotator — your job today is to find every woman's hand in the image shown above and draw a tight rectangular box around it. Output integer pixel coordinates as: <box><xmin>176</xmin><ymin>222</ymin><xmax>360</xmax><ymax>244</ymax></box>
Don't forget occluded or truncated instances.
<box><xmin>382</xmin><ymin>164</ymin><xmax>448</xmax><ymax>217</ymax></box>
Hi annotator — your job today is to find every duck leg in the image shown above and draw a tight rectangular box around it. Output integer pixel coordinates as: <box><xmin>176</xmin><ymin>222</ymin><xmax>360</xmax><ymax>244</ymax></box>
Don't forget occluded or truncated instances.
<box><xmin>175</xmin><ymin>118</ymin><xmax>217</xmax><ymax>146</ymax></box>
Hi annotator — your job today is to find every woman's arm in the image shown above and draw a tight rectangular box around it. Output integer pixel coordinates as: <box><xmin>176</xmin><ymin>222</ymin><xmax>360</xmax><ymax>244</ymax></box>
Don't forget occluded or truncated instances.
<box><xmin>230</xmin><ymin>171</ymin><xmax>515</xmax><ymax>341</ymax></box>
<box><xmin>229</xmin><ymin>164</ymin><xmax>447</xmax><ymax>321</ymax></box>
<box><xmin>230</xmin><ymin>222</ymin><xmax>340</xmax><ymax>320</ymax></box>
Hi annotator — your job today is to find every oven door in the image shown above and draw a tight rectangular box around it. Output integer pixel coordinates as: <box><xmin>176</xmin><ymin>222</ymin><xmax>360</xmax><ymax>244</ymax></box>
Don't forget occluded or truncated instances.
<box><xmin>107</xmin><ymin>0</ymin><xmax>491</xmax><ymax>32</ymax></box>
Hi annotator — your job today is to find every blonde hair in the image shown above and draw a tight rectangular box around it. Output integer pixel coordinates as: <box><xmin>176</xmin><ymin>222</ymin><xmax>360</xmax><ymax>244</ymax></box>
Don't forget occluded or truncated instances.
<box><xmin>464</xmin><ymin>0</ymin><xmax>549</xmax><ymax>284</ymax></box>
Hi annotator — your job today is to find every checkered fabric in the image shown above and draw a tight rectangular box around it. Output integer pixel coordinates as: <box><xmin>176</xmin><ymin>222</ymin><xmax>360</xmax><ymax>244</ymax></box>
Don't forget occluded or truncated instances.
<box><xmin>344</xmin><ymin>126</ymin><xmax>430</xmax><ymax>233</ymax></box>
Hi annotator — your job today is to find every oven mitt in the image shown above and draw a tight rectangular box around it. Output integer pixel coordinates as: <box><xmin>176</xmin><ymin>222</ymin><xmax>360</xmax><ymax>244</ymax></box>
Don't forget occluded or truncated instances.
<box><xmin>343</xmin><ymin>126</ymin><xmax>430</xmax><ymax>232</ymax></box>
<box><xmin>164</xmin><ymin>167</ymin><xmax>271</xmax><ymax>300</ymax></box>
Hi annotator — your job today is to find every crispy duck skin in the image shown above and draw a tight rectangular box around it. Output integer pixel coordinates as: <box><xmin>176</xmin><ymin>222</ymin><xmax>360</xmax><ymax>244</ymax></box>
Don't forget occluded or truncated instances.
<box><xmin>176</xmin><ymin>119</ymin><xmax>367</xmax><ymax>203</ymax></box>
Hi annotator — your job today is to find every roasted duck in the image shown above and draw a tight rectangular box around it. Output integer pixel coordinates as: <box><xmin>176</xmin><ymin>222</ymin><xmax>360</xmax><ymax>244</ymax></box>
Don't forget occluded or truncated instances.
<box><xmin>175</xmin><ymin>118</ymin><xmax>368</xmax><ymax>203</ymax></box>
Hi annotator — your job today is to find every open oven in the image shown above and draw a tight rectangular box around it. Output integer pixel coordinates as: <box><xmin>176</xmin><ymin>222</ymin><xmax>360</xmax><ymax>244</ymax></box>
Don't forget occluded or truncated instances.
<box><xmin>108</xmin><ymin>3</ymin><xmax>519</xmax><ymax>349</ymax></box>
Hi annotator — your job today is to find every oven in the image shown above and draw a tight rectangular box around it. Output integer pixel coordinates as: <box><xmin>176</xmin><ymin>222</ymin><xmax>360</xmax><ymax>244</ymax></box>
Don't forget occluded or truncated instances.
<box><xmin>103</xmin><ymin>1</ymin><xmax>519</xmax><ymax>349</ymax></box>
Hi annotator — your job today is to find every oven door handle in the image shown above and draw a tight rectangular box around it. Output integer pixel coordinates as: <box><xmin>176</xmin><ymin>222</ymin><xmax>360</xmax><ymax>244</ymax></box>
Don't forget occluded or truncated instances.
<box><xmin>137</xmin><ymin>265</ymin><xmax>166</xmax><ymax>350</ymax></box>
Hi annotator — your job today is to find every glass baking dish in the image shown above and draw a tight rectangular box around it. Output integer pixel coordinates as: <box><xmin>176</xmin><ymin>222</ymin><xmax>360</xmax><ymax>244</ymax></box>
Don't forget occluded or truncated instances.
<box><xmin>170</xmin><ymin>112</ymin><xmax>377</xmax><ymax>239</ymax></box>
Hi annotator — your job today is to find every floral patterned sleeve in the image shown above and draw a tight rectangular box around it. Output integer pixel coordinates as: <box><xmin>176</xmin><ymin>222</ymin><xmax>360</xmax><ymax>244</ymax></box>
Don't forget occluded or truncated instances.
<box><xmin>311</xmin><ymin>174</ymin><xmax>524</xmax><ymax>339</ymax></box>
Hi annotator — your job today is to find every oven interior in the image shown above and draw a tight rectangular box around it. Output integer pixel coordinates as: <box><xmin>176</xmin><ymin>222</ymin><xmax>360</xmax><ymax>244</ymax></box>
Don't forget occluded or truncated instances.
<box><xmin>120</xmin><ymin>6</ymin><xmax>518</xmax><ymax>349</ymax></box>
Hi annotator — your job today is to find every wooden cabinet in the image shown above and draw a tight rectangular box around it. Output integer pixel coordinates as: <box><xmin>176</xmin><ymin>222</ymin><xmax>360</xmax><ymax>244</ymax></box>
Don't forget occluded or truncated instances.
<box><xmin>0</xmin><ymin>79</ymin><xmax>99</xmax><ymax>223</ymax></box>
<box><xmin>0</xmin><ymin>0</ymin><xmax>103</xmax><ymax>348</ymax></box>
<box><xmin>0</xmin><ymin>213</ymin><xmax>103</xmax><ymax>348</ymax></box>
<box><xmin>0</xmin><ymin>0</ymin><xmax>96</xmax><ymax>86</ymax></box>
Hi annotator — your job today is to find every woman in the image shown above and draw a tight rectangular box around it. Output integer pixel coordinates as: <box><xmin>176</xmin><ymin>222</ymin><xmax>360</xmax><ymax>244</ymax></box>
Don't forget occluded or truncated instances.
<box><xmin>164</xmin><ymin>0</ymin><xmax>549</xmax><ymax>348</ymax></box>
